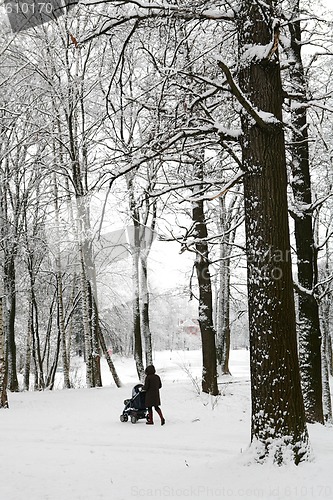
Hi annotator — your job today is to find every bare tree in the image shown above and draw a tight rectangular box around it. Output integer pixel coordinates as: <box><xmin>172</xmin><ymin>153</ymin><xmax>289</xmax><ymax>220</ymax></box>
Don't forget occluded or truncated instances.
<box><xmin>286</xmin><ymin>0</ymin><xmax>324</xmax><ymax>424</ymax></box>
<box><xmin>190</xmin><ymin>157</ymin><xmax>218</xmax><ymax>395</ymax></box>
<box><xmin>215</xmin><ymin>184</ymin><xmax>243</xmax><ymax>375</ymax></box>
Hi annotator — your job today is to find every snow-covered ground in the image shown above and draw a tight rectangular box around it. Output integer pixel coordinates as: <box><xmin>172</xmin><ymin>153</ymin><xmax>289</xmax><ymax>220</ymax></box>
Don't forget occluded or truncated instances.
<box><xmin>1</xmin><ymin>350</ymin><xmax>333</xmax><ymax>500</ymax></box>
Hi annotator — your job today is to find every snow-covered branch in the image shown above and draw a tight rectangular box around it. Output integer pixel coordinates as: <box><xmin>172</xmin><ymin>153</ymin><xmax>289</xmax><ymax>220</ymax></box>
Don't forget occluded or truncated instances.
<box><xmin>289</xmin><ymin>193</ymin><xmax>332</xmax><ymax>220</ymax></box>
<box><xmin>186</xmin><ymin>170</ymin><xmax>244</xmax><ymax>202</ymax></box>
<box><xmin>217</xmin><ymin>60</ymin><xmax>282</xmax><ymax>130</ymax></box>
<box><xmin>80</xmin><ymin>0</ymin><xmax>235</xmax><ymax>43</ymax></box>
<box><xmin>293</xmin><ymin>281</ymin><xmax>313</xmax><ymax>297</ymax></box>
<box><xmin>107</xmin><ymin>123</ymin><xmax>238</xmax><ymax>184</ymax></box>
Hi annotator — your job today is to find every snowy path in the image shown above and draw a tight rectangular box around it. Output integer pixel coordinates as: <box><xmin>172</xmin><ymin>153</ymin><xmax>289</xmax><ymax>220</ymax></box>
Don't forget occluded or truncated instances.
<box><xmin>1</xmin><ymin>350</ymin><xmax>333</xmax><ymax>500</ymax></box>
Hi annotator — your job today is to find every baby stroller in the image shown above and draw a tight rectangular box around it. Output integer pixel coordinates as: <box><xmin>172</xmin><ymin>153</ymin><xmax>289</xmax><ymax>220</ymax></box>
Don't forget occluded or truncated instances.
<box><xmin>120</xmin><ymin>384</ymin><xmax>148</xmax><ymax>424</ymax></box>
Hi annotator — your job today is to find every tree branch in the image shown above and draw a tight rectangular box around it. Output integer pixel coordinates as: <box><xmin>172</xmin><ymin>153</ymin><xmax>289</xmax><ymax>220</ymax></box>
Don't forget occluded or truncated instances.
<box><xmin>217</xmin><ymin>60</ymin><xmax>281</xmax><ymax>130</ymax></box>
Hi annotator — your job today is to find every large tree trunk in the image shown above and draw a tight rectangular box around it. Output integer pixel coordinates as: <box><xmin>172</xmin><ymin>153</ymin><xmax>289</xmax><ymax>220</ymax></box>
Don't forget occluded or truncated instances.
<box><xmin>233</xmin><ymin>0</ymin><xmax>309</xmax><ymax>463</ymax></box>
<box><xmin>192</xmin><ymin>160</ymin><xmax>218</xmax><ymax>396</ymax></box>
<box><xmin>287</xmin><ymin>1</ymin><xmax>324</xmax><ymax>424</ymax></box>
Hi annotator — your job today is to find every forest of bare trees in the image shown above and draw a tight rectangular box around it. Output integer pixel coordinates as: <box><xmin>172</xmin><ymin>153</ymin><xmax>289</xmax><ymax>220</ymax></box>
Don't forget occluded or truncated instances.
<box><xmin>0</xmin><ymin>0</ymin><xmax>333</xmax><ymax>465</ymax></box>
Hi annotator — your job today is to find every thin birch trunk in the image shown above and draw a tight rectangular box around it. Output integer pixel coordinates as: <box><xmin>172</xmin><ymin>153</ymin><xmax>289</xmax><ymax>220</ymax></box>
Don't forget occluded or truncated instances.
<box><xmin>216</xmin><ymin>198</ymin><xmax>231</xmax><ymax>376</ymax></box>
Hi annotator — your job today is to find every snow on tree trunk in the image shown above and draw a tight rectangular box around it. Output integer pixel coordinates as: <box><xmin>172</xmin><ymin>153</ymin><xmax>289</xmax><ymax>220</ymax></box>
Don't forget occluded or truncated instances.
<box><xmin>321</xmin><ymin>323</ymin><xmax>332</xmax><ymax>423</ymax></box>
<box><xmin>88</xmin><ymin>281</ymin><xmax>102</xmax><ymax>388</ymax></box>
<box><xmin>235</xmin><ymin>0</ymin><xmax>310</xmax><ymax>463</ymax></box>
<box><xmin>321</xmin><ymin>246</ymin><xmax>333</xmax><ymax>422</ymax></box>
<box><xmin>79</xmin><ymin>243</ymin><xmax>94</xmax><ymax>388</ymax></box>
<box><xmin>0</xmin><ymin>298</ymin><xmax>9</xmax><ymax>408</ymax></box>
<box><xmin>322</xmin><ymin>296</ymin><xmax>333</xmax><ymax>377</ymax></box>
<box><xmin>140</xmin><ymin>253</ymin><xmax>153</xmax><ymax>367</ymax></box>
<box><xmin>23</xmin><ymin>303</ymin><xmax>32</xmax><ymax>391</ymax></box>
<box><xmin>328</xmin><ymin>334</ymin><xmax>333</xmax><ymax>378</ymax></box>
<box><xmin>287</xmin><ymin>1</ymin><xmax>324</xmax><ymax>424</ymax></box>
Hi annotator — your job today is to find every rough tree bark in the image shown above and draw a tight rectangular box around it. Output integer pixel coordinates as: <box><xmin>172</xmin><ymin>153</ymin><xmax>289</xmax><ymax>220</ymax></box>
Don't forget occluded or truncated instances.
<box><xmin>221</xmin><ymin>0</ymin><xmax>310</xmax><ymax>463</ymax></box>
<box><xmin>287</xmin><ymin>0</ymin><xmax>324</xmax><ymax>424</ymax></box>
<box><xmin>192</xmin><ymin>159</ymin><xmax>218</xmax><ymax>396</ymax></box>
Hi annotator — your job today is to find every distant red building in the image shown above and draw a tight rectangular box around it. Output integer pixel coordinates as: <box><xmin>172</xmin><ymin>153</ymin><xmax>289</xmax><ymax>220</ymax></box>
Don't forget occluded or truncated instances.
<box><xmin>179</xmin><ymin>318</ymin><xmax>200</xmax><ymax>336</ymax></box>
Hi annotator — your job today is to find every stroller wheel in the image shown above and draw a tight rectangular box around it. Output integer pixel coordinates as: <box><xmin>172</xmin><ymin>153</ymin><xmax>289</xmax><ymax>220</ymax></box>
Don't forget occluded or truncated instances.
<box><xmin>131</xmin><ymin>415</ymin><xmax>137</xmax><ymax>424</ymax></box>
<box><xmin>120</xmin><ymin>414</ymin><xmax>128</xmax><ymax>422</ymax></box>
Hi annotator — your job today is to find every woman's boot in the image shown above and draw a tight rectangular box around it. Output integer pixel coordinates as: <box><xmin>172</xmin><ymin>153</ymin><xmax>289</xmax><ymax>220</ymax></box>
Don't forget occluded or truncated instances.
<box><xmin>156</xmin><ymin>407</ymin><xmax>165</xmax><ymax>426</ymax></box>
<box><xmin>146</xmin><ymin>409</ymin><xmax>154</xmax><ymax>425</ymax></box>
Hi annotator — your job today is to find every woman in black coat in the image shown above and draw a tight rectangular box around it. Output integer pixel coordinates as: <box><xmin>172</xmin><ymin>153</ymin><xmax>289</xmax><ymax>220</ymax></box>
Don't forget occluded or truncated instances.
<box><xmin>142</xmin><ymin>365</ymin><xmax>165</xmax><ymax>425</ymax></box>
